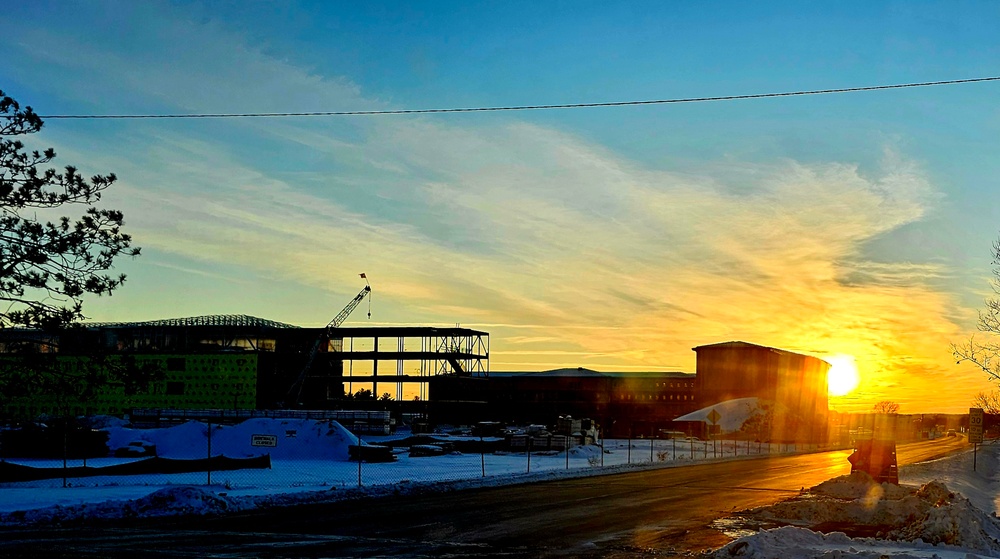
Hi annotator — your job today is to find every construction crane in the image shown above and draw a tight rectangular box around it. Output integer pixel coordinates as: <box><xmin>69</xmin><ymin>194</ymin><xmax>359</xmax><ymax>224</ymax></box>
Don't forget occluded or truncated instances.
<box><xmin>326</xmin><ymin>278</ymin><xmax>371</xmax><ymax>329</ymax></box>
<box><xmin>285</xmin><ymin>276</ymin><xmax>372</xmax><ymax>406</ymax></box>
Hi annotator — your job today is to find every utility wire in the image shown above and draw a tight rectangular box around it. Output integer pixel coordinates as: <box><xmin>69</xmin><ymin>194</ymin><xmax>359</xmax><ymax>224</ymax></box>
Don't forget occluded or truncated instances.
<box><xmin>40</xmin><ymin>76</ymin><xmax>1000</xmax><ymax>120</ymax></box>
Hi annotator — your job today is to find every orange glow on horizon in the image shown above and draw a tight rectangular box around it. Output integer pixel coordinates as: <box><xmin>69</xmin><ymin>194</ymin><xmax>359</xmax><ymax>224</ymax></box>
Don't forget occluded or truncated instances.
<box><xmin>827</xmin><ymin>354</ymin><xmax>860</xmax><ymax>397</ymax></box>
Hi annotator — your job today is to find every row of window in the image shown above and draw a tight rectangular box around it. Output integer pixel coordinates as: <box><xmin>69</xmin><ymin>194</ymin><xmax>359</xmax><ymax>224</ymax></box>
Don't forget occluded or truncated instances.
<box><xmin>165</xmin><ymin>382</ymin><xmax>249</xmax><ymax>396</ymax></box>
<box><xmin>620</xmin><ymin>394</ymin><xmax>692</xmax><ymax>401</ymax></box>
<box><xmin>5</xmin><ymin>405</ymin><xmax>111</xmax><ymax>417</ymax></box>
<box><xmin>654</xmin><ymin>382</ymin><xmax>693</xmax><ymax>388</ymax></box>
<box><xmin>166</xmin><ymin>357</ymin><xmax>253</xmax><ymax>371</ymax></box>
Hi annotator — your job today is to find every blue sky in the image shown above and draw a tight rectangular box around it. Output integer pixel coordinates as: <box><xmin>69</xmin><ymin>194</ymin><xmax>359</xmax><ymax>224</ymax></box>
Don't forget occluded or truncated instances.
<box><xmin>3</xmin><ymin>1</ymin><xmax>1000</xmax><ymax>411</ymax></box>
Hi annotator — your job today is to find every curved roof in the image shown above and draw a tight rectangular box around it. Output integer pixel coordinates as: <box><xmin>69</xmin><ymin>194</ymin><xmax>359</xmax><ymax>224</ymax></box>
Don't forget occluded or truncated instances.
<box><xmin>673</xmin><ymin>397</ymin><xmax>761</xmax><ymax>432</ymax></box>
<box><xmin>88</xmin><ymin>314</ymin><xmax>300</xmax><ymax>329</ymax></box>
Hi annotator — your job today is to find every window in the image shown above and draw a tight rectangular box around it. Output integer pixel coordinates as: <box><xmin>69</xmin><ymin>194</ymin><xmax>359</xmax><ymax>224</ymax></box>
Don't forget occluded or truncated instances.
<box><xmin>166</xmin><ymin>381</ymin><xmax>185</xmax><ymax>395</ymax></box>
<box><xmin>167</xmin><ymin>358</ymin><xmax>186</xmax><ymax>371</ymax></box>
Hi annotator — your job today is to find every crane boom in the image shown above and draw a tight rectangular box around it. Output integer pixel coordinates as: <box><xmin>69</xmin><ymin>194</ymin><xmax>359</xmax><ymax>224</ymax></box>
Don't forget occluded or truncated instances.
<box><xmin>327</xmin><ymin>284</ymin><xmax>371</xmax><ymax>329</ymax></box>
<box><xmin>285</xmin><ymin>280</ymin><xmax>372</xmax><ymax>406</ymax></box>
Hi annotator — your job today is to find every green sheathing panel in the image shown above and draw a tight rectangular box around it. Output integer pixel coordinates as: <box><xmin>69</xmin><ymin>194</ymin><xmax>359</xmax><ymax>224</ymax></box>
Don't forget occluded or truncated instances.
<box><xmin>124</xmin><ymin>353</ymin><xmax>258</xmax><ymax>411</ymax></box>
<box><xmin>4</xmin><ymin>353</ymin><xmax>258</xmax><ymax>417</ymax></box>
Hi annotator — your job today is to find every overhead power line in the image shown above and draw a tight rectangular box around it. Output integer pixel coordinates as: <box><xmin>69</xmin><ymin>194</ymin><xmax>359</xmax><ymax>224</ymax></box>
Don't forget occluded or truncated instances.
<box><xmin>40</xmin><ymin>76</ymin><xmax>1000</xmax><ymax>120</ymax></box>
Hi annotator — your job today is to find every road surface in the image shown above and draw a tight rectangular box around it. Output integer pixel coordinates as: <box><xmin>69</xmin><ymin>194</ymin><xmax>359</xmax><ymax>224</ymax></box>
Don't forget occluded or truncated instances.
<box><xmin>0</xmin><ymin>436</ymin><xmax>970</xmax><ymax>558</ymax></box>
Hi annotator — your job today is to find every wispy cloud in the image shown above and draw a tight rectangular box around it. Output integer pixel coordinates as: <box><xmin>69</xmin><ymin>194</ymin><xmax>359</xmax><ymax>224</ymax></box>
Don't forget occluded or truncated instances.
<box><xmin>1</xmin><ymin>2</ymin><xmax>986</xmax><ymax>412</ymax></box>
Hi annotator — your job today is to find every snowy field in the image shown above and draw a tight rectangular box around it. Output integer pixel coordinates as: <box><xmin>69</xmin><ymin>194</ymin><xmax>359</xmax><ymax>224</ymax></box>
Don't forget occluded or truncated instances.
<box><xmin>0</xmin><ymin>417</ymin><xmax>808</xmax><ymax>514</ymax></box>
<box><xmin>1</xmin><ymin>418</ymin><xmax>999</xmax><ymax>558</ymax></box>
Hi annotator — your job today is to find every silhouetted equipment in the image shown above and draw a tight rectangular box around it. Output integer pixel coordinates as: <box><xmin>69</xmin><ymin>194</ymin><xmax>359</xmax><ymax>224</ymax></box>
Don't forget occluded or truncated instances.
<box><xmin>848</xmin><ymin>439</ymin><xmax>898</xmax><ymax>484</ymax></box>
<box><xmin>327</xmin><ymin>281</ymin><xmax>372</xmax><ymax>329</ymax></box>
<box><xmin>286</xmin><ymin>279</ymin><xmax>372</xmax><ymax>405</ymax></box>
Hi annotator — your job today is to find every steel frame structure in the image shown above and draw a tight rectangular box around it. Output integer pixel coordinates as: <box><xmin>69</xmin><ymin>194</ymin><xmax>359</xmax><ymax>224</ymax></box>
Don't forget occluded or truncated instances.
<box><xmin>330</xmin><ymin>326</ymin><xmax>489</xmax><ymax>396</ymax></box>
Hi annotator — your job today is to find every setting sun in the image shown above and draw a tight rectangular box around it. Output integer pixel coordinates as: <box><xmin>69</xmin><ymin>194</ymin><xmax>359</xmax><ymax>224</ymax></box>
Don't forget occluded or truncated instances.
<box><xmin>827</xmin><ymin>355</ymin><xmax>860</xmax><ymax>397</ymax></box>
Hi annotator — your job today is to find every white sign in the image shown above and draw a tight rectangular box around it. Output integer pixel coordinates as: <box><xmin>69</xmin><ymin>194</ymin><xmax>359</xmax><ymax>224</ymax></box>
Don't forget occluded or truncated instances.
<box><xmin>251</xmin><ymin>434</ymin><xmax>278</xmax><ymax>447</ymax></box>
<box><xmin>969</xmin><ymin>408</ymin><xmax>984</xmax><ymax>444</ymax></box>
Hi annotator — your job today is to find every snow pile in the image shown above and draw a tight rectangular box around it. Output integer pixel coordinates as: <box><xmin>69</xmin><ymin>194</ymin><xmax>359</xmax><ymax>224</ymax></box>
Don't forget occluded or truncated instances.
<box><xmin>105</xmin><ymin>418</ymin><xmax>364</xmax><ymax>460</ymax></box>
<box><xmin>892</xmin><ymin>481</ymin><xmax>1000</xmax><ymax>550</ymax></box>
<box><xmin>902</xmin><ymin>442</ymin><xmax>999</xmax><ymax>514</ymax></box>
<box><xmin>4</xmin><ymin>486</ymin><xmax>248</xmax><ymax>526</ymax></box>
<box><xmin>811</xmin><ymin>471</ymin><xmax>914</xmax><ymax>501</ymax></box>
<box><xmin>568</xmin><ymin>445</ymin><xmax>603</xmax><ymax>459</ymax></box>
<box><xmin>712</xmin><ymin>471</ymin><xmax>1000</xmax><ymax>558</ymax></box>
<box><xmin>709</xmin><ymin>526</ymin><xmax>984</xmax><ymax>559</ymax></box>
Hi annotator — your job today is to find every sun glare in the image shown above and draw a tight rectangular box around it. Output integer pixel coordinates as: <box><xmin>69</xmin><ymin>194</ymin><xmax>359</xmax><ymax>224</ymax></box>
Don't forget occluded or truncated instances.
<box><xmin>827</xmin><ymin>355</ymin><xmax>860</xmax><ymax>397</ymax></box>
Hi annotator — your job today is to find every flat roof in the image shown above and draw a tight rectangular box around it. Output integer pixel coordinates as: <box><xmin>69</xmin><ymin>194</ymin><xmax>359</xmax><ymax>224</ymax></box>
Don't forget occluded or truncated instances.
<box><xmin>330</xmin><ymin>326</ymin><xmax>489</xmax><ymax>337</ymax></box>
<box><xmin>693</xmin><ymin>341</ymin><xmax>828</xmax><ymax>363</ymax></box>
<box><xmin>490</xmin><ymin>367</ymin><xmax>694</xmax><ymax>378</ymax></box>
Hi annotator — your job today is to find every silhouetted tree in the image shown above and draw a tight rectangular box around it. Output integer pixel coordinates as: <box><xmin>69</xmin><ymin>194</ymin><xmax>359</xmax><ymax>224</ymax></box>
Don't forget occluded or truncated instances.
<box><xmin>955</xmin><ymin>236</ymin><xmax>1000</xmax><ymax>383</ymax></box>
<box><xmin>973</xmin><ymin>391</ymin><xmax>1000</xmax><ymax>414</ymax></box>
<box><xmin>873</xmin><ymin>400</ymin><xmax>900</xmax><ymax>414</ymax></box>
<box><xmin>0</xmin><ymin>91</ymin><xmax>157</xmax><ymax>415</ymax></box>
<box><xmin>739</xmin><ymin>400</ymin><xmax>774</xmax><ymax>441</ymax></box>
<box><xmin>0</xmin><ymin>90</ymin><xmax>139</xmax><ymax>329</ymax></box>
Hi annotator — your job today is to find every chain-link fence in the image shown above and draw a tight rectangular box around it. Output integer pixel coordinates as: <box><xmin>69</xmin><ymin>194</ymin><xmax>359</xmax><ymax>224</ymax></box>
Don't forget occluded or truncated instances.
<box><xmin>0</xmin><ymin>419</ymin><xmax>824</xmax><ymax>505</ymax></box>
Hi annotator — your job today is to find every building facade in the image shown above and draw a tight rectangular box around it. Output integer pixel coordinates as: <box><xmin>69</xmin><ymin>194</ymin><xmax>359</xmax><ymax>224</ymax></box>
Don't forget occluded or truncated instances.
<box><xmin>484</xmin><ymin>368</ymin><xmax>698</xmax><ymax>437</ymax></box>
<box><xmin>0</xmin><ymin>315</ymin><xmax>489</xmax><ymax>419</ymax></box>
<box><xmin>694</xmin><ymin>341</ymin><xmax>830</xmax><ymax>442</ymax></box>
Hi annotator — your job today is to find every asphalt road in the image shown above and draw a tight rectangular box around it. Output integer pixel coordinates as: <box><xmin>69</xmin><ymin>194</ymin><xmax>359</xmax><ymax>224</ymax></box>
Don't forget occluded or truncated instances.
<box><xmin>0</xmin><ymin>436</ymin><xmax>970</xmax><ymax>558</ymax></box>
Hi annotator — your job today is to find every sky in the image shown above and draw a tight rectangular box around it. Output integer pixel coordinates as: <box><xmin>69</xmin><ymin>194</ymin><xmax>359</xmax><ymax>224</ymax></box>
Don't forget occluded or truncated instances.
<box><xmin>2</xmin><ymin>1</ymin><xmax>1000</xmax><ymax>413</ymax></box>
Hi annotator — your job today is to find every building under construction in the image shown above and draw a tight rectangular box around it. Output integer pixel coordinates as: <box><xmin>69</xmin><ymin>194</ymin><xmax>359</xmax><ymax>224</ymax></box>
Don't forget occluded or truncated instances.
<box><xmin>0</xmin><ymin>314</ymin><xmax>489</xmax><ymax>418</ymax></box>
<box><xmin>1</xmin><ymin>295</ymin><xmax>829</xmax><ymax>443</ymax></box>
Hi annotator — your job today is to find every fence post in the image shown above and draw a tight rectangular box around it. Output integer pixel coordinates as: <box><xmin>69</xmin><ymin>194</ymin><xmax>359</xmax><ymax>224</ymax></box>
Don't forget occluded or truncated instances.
<box><xmin>526</xmin><ymin>437</ymin><xmax>532</xmax><ymax>474</ymax></box>
<box><xmin>650</xmin><ymin>439</ymin><xmax>653</xmax><ymax>463</ymax></box>
<box><xmin>600</xmin><ymin>434</ymin><xmax>604</xmax><ymax>467</ymax></box>
<box><xmin>565</xmin><ymin>439</ymin><xmax>569</xmax><ymax>470</ymax></box>
<box><xmin>62</xmin><ymin>420</ymin><xmax>68</xmax><ymax>489</ymax></box>
<box><xmin>207</xmin><ymin>421</ymin><xmax>212</xmax><ymax>486</ymax></box>
<box><xmin>627</xmin><ymin>431</ymin><xmax>632</xmax><ymax>464</ymax></box>
<box><xmin>357</xmin><ymin>431</ymin><xmax>362</xmax><ymax>487</ymax></box>
<box><xmin>481</xmin><ymin>434</ymin><xmax>486</xmax><ymax>478</ymax></box>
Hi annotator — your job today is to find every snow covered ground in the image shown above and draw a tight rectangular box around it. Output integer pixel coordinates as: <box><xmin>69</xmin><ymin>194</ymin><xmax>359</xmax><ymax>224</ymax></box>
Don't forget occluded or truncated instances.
<box><xmin>709</xmin><ymin>441</ymin><xmax>1000</xmax><ymax>558</ymax></box>
<box><xmin>1</xmin><ymin>418</ymin><xmax>998</xmax><ymax>559</ymax></box>
<box><xmin>0</xmin><ymin>417</ymin><xmax>802</xmax><ymax>515</ymax></box>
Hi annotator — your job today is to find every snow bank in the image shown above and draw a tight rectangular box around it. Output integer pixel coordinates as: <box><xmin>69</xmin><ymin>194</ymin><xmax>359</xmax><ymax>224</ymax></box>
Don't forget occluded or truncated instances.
<box><xmin>903</xmin><ymin>444</ymin><xmax>1000</xmax><ymax>515</ymax></box>
<box><xmin>712</xmin><ymin>471</ymin><xmax>1000</xmax><ymax>558</ymax></box>
<box><xmin>2</xmin><ymin>486</ymin><xmax>250</xmax><ymax>526</ymax></box>
<box><xmin>710</xmin><ymin>525</ymin><xmax>993</xmax><ymax>559</ymax></box>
